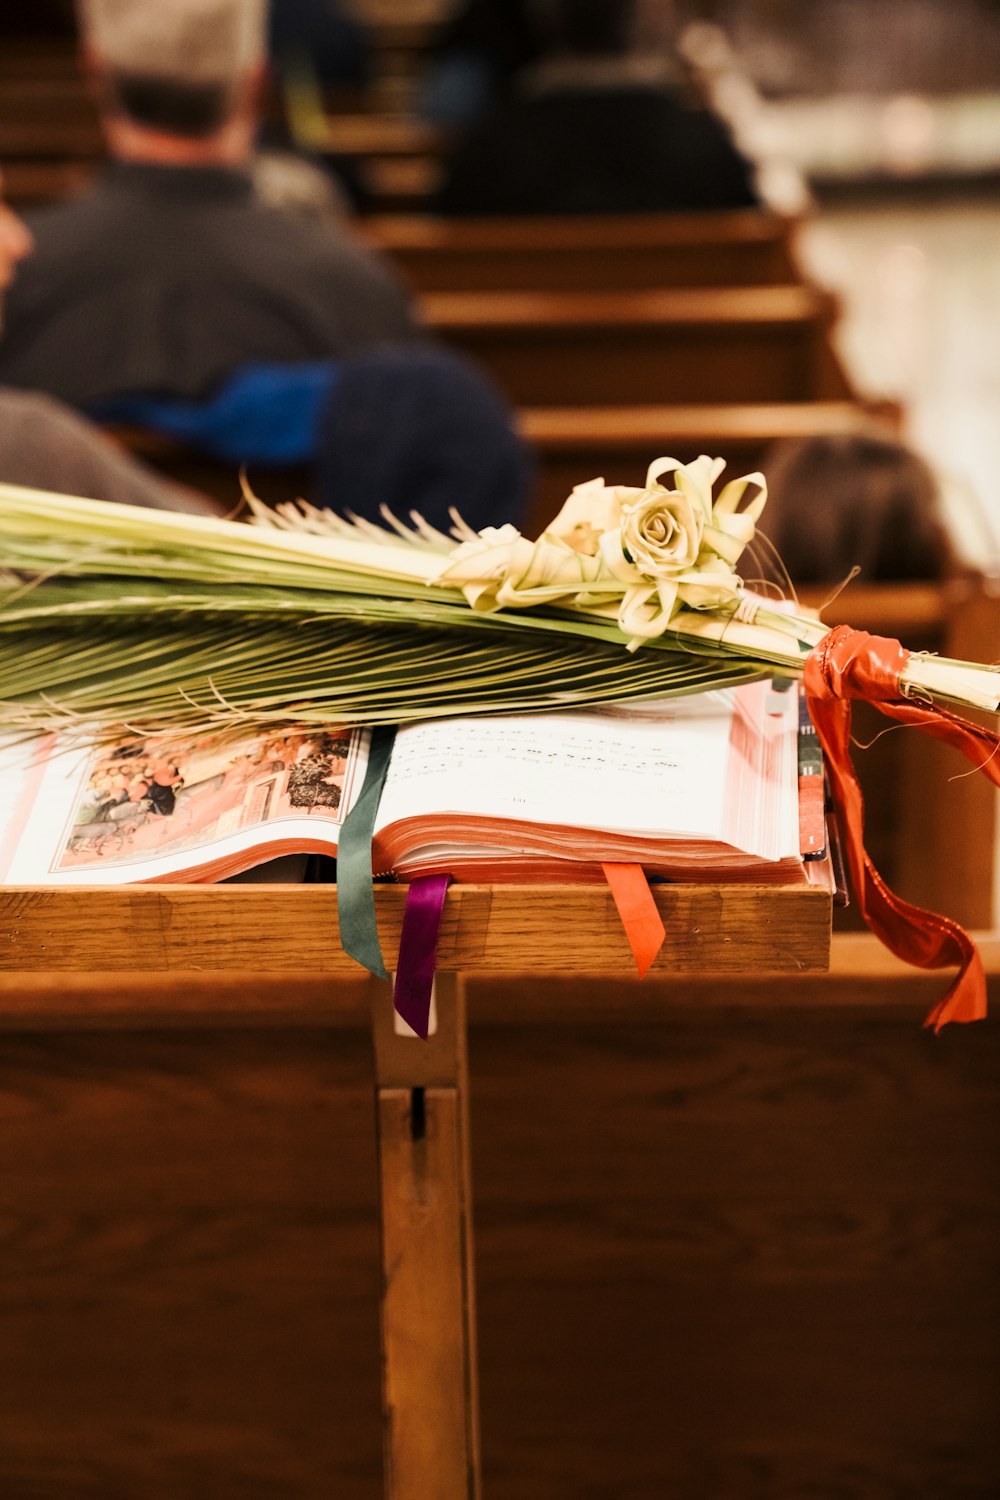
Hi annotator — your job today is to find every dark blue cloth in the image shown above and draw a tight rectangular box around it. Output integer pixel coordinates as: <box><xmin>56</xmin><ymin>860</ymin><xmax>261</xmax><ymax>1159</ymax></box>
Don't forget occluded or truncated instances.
<box><xmin>314</xmin><ymin>346</ymin><xmax>533</xmax><ymax>533</ymax></box>
<box><xmin>94</xmin><ymin>362</ymin><xmax>337</xmax><ymax>464</ymax></box>
<box><xmin>96</xmin><ymin>347</ymin><xmax>533</xmax><ymax>534</ymax></box>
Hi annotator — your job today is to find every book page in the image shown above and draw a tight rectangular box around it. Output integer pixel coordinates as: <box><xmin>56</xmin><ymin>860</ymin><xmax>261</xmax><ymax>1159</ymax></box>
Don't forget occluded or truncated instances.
<box><xmin>0</xmin><ymin>725</ymin><xmax>369</xmax><ymax>886</ymax></box>
<box><xmin>375</xmin><ymin>695</ymin><xmax>738</xmax><ymax>841</ymax></box>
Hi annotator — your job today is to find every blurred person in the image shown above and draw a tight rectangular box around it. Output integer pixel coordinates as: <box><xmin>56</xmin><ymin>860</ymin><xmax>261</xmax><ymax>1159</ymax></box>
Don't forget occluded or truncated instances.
<box><xmin>312</xmin><ymin>346</ymin><xmax>534</xmax><ymax>532</ymax></box>
<box><xmin>0</xmin><ymin>0</ymin><xmax>420</xmax><ymax>412</ymax></box>
<box><xmin>268</xmin><ymin>0</ymin><xmax>371</xmax><ymax>93</ymax></box>
<box><xmin>250</xmin><ymin>147</ymin><xmax>352</xmax><ymax>226</ymax></box>
<box><xmin>416</xmin><ymin>0</ymin><xmax>550</xmax><ymax>128</ymax></box>
<box><xmin>0</xmin><ymin>180</ymin><xmax>215</xmax><ymax>513</ymax></box>
<box><xmin>435</xmin><ymin>0</ymin><xmax>759</xmax><ymax>215</ymax></box>
<box><xmin>93</xmin><ymin>346</ymin><xmax>536</xmax><ymax>534</ymax></box>
<box><xmin>758</xmin><ymin>431</ymin><xmax>961</xmax><ymax>587</ymax></box>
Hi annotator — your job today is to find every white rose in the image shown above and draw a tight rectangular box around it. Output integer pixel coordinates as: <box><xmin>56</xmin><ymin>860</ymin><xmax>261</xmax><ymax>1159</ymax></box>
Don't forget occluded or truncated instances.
<box><xmin>544</xmin><ymin>477</ymin><xmax>638</xmax><ymax>555</ymax></box>
<box><xmin>620</xmin><ymin>488</ymin><xmax>704</xmax><ymax>579</ymax></box>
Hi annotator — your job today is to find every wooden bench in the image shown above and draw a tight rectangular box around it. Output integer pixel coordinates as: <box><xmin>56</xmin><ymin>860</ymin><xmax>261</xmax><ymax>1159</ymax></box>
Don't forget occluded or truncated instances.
<box><xmin>365</xmin><ymin>209</ymin><xmax>802</xmax><ymax>292</ymax></box>
<box><xmin>2</xmin><ymin>889</ymin><xmax>999</xmax><ymax>1497</ymax></box>
<box><xmin>519</xmin><ymin>399</ymin><xmax>893</xmax><ymax>530</ymax></box>
<box><xmin>0</xmin><ymin>882</ymin><xmax>828</xmax><ymax>1499</ymax></box>
<box><xmin>420</xmin><ymin>285</ymin><xmax>854</xmax><ymax>407</ymax></box>
<box><xmin>285</xmin><ymin>110</ymin><xmax>453</xmax><ymax>211</ymax></box>
<box><xmin>0</xmin><ymin>74</ymin><xmax>103</xmax><ymax>163</ymax></box>
<box><xmin>105</xmin><ymin>396</ymin><xmax>884</xmax><ymax>540</ymax></box>
<box><xmin>2</xmin><ymin>157</ymin><xmax>96</xmax><ymax>208</ymax></box>
<box><xmin>0</xmin><ymin>116</ymin><xmax>104</xmax><ymax>162</ymax></box>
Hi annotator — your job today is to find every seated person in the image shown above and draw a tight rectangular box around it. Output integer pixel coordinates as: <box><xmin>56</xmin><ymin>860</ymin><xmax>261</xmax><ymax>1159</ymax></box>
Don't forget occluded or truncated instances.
<box><xmin>435</xmin><ymin>0</ymin><xmax>759</xmax><ymax>216</ymax></box>
<box><xmin>416</xmin><ymin>0</ymin><xmax>548</xmax><ymax>127</ymax></box>
<box><xmin>268</xmin><ymin>0</ymin><xmax>370</xmax><ymax>92</ymax></box>
<box><xmin>98</xmin><ymin>347</ymin><xmax>535</xmax><ymax>534</ymax></box>
<box><xmin>758</xmin><ymin>431</ymin><xmax>962</xmax><ymax>587</ymax></box>
<box><xmin>0</xmin><ymin>184</ymin><xmax>214</xmax><ymax>514</ymax></box>
<box><xmin>0</xmin><ymin>0</ymin><xmax>421</xmax><ymax>412</ymax></box>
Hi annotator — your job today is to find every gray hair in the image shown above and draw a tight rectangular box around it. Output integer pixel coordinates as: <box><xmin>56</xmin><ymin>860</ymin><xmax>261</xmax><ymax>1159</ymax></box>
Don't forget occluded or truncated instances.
<box><xmin>79</xmin><ymin>0</ymin><xmax>266</xmax><ymax>90</ymax></box>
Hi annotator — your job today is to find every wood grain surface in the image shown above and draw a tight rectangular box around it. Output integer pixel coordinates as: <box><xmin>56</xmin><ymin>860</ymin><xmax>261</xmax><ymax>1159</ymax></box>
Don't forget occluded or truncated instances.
<box><xmin>373</xmin><ymin>974</ymin><xmax>481</xmax><ymax>1499</ymax></box>
<box><xmin>1</xmin><ymin>1004</ymin><xmax>998</xmax><ymax>1497</ymax></box>
<box><xmin>1</xmin><ymin>927</ymin><xmax>996</xmax><ymax>1030</ymax></box>
<box><xmin>0</xmin><ymin>1026</ymin><xmax>383</xmax><ymax>1500</ymax></box>
<box><xmin>0</xmin><ymin>883</ymin><xmax>831</xmax><ymax>979</ymax></box>
<box><xmin>364</xmin><ymin>209</ymin><xmax>798</xmax><ymax>292</ymax></box>
<box><xmin>419</xmin><ymin>286</ymin><xmax>848</xmax><ymax>407</ymax></box>
<box><xmin>378</xmin><ymin>1089</ymin><xmax>479</xmax><ymax>1500</ymax></box>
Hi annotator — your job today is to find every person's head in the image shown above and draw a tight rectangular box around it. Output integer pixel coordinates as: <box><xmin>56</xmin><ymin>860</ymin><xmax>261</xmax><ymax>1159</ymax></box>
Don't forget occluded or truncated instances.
<box><xmin>78</xmin><ymin>0</ymin><xmax>268</xmax><ymax>163</ymax></box>
<box><xmin>759</xmin><ymin>430</ymin><xmax>952</xmax><ymax>586</ymax></box>
<box><xmin>0</xmin><ymin>180</ymin><xmax>34</xmax><ymax>327</ymax></box>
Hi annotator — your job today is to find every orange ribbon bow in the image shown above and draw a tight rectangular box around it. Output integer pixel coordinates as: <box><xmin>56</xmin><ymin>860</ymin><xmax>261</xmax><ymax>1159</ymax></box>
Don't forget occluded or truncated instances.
<box><xmin>804</xmin><ymin>624</ymin><xmax>1000</xmax><ymax>1030</ymax></box>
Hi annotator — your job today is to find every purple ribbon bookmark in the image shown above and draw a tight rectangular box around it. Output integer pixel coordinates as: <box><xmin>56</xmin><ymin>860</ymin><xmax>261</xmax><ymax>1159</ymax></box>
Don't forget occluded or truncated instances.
<box><xmin>393</xmin><ymin>874</ymin><xmax>451</xmax><ymax>1039</ymax></box>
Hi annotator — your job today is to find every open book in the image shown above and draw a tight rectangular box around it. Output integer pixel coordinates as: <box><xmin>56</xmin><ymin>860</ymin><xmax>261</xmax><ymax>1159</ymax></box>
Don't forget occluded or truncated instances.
<box><xmin>0</xmin><ymin>682</ymin><xmax>830</xmax><ymax>890</ymax></box>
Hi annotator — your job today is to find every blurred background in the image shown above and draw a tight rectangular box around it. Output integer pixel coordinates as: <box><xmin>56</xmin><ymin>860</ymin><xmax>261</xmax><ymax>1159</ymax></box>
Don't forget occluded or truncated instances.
<box><xmin>3</xmin><ymin>0</ymin><xmax>999</xmax><ymax>545</ymax></box>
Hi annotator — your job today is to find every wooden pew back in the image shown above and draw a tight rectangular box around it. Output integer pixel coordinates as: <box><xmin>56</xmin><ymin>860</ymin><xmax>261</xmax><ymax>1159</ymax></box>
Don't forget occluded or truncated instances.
<box><xmin>421</xmin><ymin>285</ymin><xmax>853</xmax><ymax>406</ymax></box>
<box><xmin>364</xmin><ymin>209</ymin><xmax>801</xmax><ymax>292</ymax></box>
<box><xmin>519</xmin><ymin>399</ymin><xmax>894</xmax><ymax>532</ymax></box>
<box><xmin>1</xmin><ymin>941</ymin><xmax>999</xmax><ymax>1495</ymax></box>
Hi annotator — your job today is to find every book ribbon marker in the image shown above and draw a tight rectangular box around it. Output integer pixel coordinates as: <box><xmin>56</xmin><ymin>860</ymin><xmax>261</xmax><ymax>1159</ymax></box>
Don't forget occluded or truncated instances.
<box><xmin>602</xmin><ymin>863</ymin><xmax>666</xmax><ymax>978</ymax></box>
<box><xmin>394</xmin><ymin>874</ymin><xmax>452</xmax><ymax>1038</ymax></box>
<box><xmin>805</xmin><ymin>624</ymin><xmax>1000</xmax><ymax>1031</ymax></box>
<box><xmin>336</xmin><ymin>725</ymin><xmax>397</xmax><ymax>981</ymax></box>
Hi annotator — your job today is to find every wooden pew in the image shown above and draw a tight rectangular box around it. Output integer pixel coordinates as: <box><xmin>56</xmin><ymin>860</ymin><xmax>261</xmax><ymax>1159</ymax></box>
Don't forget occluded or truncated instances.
<box><xmin>0</xmin><ymin>116</ymin><xmax>104</xmax><ymax>162</ymax></box>
<box><xmin>365</xmin><ymin>209</ymin><xmax>802</xmax><ymax>292</ymax></box>
<box><xmin>2</xmin><ymin>158</ymin><xmax>96</xmax><ymax>208</ymax></box>
<box><xmin>420</xmin><ymin>285</ymin><xmax>854</xmax><ymax>407</ymax></box>
<box><xmin>519</xmin><ymin>399</ymin><xmax>892</xmax><ymax>531</ymax></box>
<box><xmin>1</xmin><ymin>930</ymin><xmax>999</xmax><ymax>1497</ymax></box>
<box><xmin>0</xmin><ymin>74</ymin><xmax>103</xmax><ymax>162</ymax></box>
<box><xmin>0</xmin><ymin>68</ymin><xmax>105</xmax><ymax>191</ymax></box>
<box><xmin>284</xmin><ymin>106</ymin><xmax>452</xmax><ymax>211</ymax></box>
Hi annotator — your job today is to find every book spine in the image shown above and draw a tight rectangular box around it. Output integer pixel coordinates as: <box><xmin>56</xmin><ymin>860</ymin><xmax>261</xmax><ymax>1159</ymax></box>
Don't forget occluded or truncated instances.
<box><xmin>798</xmin><ymin>695</ymin><xmax>826</xmax><ymax>859</ymax></box>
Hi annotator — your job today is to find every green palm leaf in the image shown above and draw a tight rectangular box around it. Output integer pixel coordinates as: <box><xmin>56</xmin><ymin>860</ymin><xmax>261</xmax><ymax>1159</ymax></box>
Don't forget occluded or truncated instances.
<box><xmin>1</xmin><ymin>479</ymin><xmax>995</xmax><ymax>740</ymax></box>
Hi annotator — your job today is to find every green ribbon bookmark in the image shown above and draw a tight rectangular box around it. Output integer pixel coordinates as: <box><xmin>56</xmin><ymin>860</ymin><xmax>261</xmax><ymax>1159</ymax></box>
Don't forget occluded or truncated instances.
<box><xmin>336</xmin><ymin>725</ymin><xmax>397</xmax><ymax>980</ymax></box>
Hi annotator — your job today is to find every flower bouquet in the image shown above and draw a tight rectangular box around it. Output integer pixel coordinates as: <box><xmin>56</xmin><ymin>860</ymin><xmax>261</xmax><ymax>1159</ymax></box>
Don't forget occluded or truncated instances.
<box><xmin>0</xmin><ymin>455</ymin><xmax>997</xmax><ymax>1029</ymax></box>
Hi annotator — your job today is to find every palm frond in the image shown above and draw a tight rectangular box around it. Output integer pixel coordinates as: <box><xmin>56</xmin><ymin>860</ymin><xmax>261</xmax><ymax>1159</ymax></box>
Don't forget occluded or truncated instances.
<box><xmin>0</xmin><ymin>479</ymin><xmax>997</xmax><ymax>741</ymax></box>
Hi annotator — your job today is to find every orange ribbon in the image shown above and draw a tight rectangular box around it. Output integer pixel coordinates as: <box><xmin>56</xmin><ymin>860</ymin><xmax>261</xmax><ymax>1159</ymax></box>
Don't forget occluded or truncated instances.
<box><xmin>602</xmin><ymin>862</ymin><xmax>666</xmax><ymax>977</ymax></box>
<box><xmin>805</xmin><ymin>624</ymin><xmax>1000</xmax><ymax>1030</ymax></box>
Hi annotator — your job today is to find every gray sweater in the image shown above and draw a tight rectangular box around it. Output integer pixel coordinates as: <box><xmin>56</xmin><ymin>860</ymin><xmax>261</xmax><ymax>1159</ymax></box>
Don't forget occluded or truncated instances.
<box><xmin>0</xmin><ymin>160</ymin><xmax>420</xmax><ymax>409</ymax></box>
<box><xmin>0</xmin><ymin>388</ymin><xmax>214</xmax><ymax>512</ymax></box>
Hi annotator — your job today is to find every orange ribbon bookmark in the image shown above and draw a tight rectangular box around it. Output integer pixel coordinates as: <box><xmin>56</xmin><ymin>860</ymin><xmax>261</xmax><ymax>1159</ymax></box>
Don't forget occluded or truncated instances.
<box><xmin>805</xmin><ymin>624</ymin><xmax>1000</xmax><ymax>1030</ymax></box>
<box><xmin>602</xmin><ymin>862</ymin><xmax>666</xmax><ymax>978</ymax></box>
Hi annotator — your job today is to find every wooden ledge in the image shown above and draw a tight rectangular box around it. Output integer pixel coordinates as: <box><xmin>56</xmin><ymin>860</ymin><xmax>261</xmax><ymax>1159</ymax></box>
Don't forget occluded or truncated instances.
<box><xmin>0</xmin><ymin>882</ymin><xmax>830</xmax><ymax>978</ymax></box>
<box><xmin>364</xmin><ymin>208</ymin><xmax>794</xmax><ymax>250</ymax></box>
<box><xmin>421</xmin><ymin>284</ymin><xmax>830</xmax><ymax>329</ymax></box>
<box><xmin>0</xmin><ymin>927</ymin><xmax>996</xmax><ymax>1032</ymax></box>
